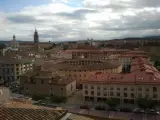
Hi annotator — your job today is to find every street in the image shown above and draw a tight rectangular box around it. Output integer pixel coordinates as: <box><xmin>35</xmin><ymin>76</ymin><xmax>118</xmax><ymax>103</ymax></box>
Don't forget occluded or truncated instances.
<box><xmin>2</xmin><ymin>89</ymin><xmax>160</xmax><ymax>120</ymax></box>
<box><xmin>66</xmin><ymin>107</ymin><xmax>160</xmax><ymax>120</ymax></box>
<box><xmin>0</xmin><ymin>87</ymin><xmax>10</xmax><ymax>104</ymax></box>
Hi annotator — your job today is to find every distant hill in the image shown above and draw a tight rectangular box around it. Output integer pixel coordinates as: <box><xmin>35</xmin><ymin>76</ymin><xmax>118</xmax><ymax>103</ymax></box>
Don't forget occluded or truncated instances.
<box><xmin>0</xmin><ymin>40</ymin><xmax>31</xmax><ymax>44</ymax></box>
<box><xmin>111</xmin><ymin>35</ymin><xmax>160</xmax><ymax>41</ymax></box>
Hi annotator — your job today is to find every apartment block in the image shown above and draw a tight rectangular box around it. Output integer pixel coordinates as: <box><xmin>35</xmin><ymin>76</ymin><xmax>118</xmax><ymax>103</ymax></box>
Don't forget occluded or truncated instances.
<box><xmin>20</xmin><ymin>70</ymin><xmax>76</xmax><ymax>97</ymax></box>
<box><xmin>82</xmin><ymin>72</ymin><xmax>160</xmax><ymax>104</ymax></box>
<box><xmin>0</xmin><ymin>56</ymin><xmax>33</xmax><ymax>86</ymax></box>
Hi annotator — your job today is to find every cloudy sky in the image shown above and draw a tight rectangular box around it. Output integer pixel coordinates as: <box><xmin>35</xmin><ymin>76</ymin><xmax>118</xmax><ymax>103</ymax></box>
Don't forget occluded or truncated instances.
<box><xmin>1</xmin><ymin>0</ymin><xmax>160</xmax><ymax>41</ymax></box>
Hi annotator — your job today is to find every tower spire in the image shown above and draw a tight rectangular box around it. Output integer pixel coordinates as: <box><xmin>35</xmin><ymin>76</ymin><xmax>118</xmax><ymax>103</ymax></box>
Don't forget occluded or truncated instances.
<box><xmin>13</xmin><ymin>35</ymin><xmax>16</xmax><ymax>39</ymax></box>
<box><xmin>33</xmin><ymin>29</ymin><xmax>40</xmax><ymax>52</ymax></box>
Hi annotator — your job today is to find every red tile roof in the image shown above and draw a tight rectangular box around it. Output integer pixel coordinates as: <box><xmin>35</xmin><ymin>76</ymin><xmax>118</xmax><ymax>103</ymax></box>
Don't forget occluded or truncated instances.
<box><xmin>82</xmin><ymin>71</ymin><xmax>160</xmax><ymax>85</ymax></box>
<box><xmin>131</xmin><ymin>57</ymin><xmax>158</xmax><ymax>73</ymax></box>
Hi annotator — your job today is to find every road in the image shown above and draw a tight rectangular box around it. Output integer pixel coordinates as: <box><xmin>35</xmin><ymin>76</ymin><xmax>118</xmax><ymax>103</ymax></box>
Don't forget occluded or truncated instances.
<box><xmin>65</xmin><ymin>107</ymin><xmax>160</xmax><ymax>120</ymax></box>
<box><xmin>0</xmin><ymin>87</ymin><xmax>10</xmax><ymax>104</ymax></box>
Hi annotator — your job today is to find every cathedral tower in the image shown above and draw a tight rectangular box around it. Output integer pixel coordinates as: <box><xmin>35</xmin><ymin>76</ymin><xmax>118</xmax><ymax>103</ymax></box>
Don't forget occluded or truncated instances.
<box><xmin>12</xmin><ymin>35</ymin><xmax>17</xmax><ymax>48</ymax></box>
<box><xmin>34</xmin><ymin>29</ymin><xmax>40</xmax><ymax>52</ymax></box>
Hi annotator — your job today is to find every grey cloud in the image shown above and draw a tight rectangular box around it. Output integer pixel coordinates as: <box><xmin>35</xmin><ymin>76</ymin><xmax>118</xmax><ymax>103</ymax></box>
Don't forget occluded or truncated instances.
<box><xmin>7</xmin><ymin>14</ymin><xmax>44</xmax><ymax>24</ymax></box>
<box><xmin>84</xmin><ymin>0</ymin><xmax>160</xmax><ymax>11</ymax></box>
<box><xmin>134</xmin><ymin>0</ymin><xmax>160</xmax><ymax>8</ymax></box>
<box><xmin>55</xmin><ymin>9</ymin><xmax>98</xmax><ymax>20</ymax></box>
<box><xmin>93</xmin><ymin>9</ymin><xmax>160</xmax><ymax>32</ymax></box>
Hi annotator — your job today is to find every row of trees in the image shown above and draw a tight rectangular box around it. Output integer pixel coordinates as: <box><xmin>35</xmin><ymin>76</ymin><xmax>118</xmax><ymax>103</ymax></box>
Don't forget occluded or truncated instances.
<box><xmin>32</xmin><ymin>94</ymin><xmax>67</xmax><ymax>104</ymax></box>
<box><xmin>154</xmin><ymin>60</ymin><xmax>160</xmax><ymax>71</ymax></box>
<box><xmin>105</xmin><ymin>97</ymin><xmax>156</xmax><ymax>110</ymax></box>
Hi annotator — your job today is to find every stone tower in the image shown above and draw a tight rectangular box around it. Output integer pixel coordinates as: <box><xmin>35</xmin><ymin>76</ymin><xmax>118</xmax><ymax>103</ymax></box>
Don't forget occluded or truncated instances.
<box><xmin>34</xmin><ymin>29</ymin><xmax>40</xmax><ymax>52</ymax></box>
<box><xmin>12</xmin><ymin>35</ymin><xmax>16</xmax><ymax>48</ymax></box>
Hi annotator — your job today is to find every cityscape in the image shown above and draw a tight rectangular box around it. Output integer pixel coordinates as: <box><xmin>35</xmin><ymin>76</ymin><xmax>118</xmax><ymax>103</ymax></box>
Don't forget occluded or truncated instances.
<box><xmin>1</xmin><ymin>0</ymin><xmax>160</xmax><ymax>120</ymax></box>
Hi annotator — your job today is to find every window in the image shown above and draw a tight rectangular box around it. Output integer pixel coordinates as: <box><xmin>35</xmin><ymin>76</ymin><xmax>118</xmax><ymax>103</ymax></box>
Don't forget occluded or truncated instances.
<box><xmin>138</xmin><ymin>93</ymin><xmax>142</xmax><ymax>98</ymax></box>
<box><xmin>104</xmin><ymin>93</ymin><xmax>107</xmax><ymax>96</ymax></box>
<box><xmin>117</xmin><ymin>88</ymin><xmax>120</xmax><ymax>91</ymax></box>
<box><xmin>97</xmin><ymin>86</ymin><xmax>100</xmax><ymax>90</ymax></box>
<box><xmin>130</xmin><ymin>88</ymin><xmax>134</xmax><ymax>92</ymax></box>
<box><xmin>91</xmin><ymin>86</ymin><xmax>94</xmax><ymax>89</ymax></box>
<box><xmin>97</xmin><ymin>92</ymin><xmax>100</xmax><ymax>96</ymax></box>
<box><xmin>7</xmin><ymin>68</ymin><xmax>10</xmax><ymax>73</ymax></box>
<box><xmin>138</xmin><ymin>87</ymin><xmax>142</xmax><ymax>91</ymax></box>
<box><xmin>41</xmin><ymin>80</ymin><xmax>44</xmax><ymax>84</ymax></box>
<box><xmin>145</xmin><ymin>93</ymin><xmax>149</xmax><ymax>98</ymax></box>
<box><xmin>153</xmin><ymin>87</ymin><xmax>157</xmax><ymax>92</ymax></box>
<box><xmin>104</xmin><ymin>87</ymin><xmax>107</xmax><ymax>90</ymax></box>
<box><xmin>110</xmin><ymin>87</ymin><xmax>114</xmax><ymax>90</ymax></box>
<box><xmin>145</xmin><ymin>87</ymin><xmax>149</xmax><ymax>91</ymax></box>
<box><xmin>131</xmin><ymin>93</ymin><xmax>134</xmax><ymax>98</ymax></box>
<box><xmin>51</xmin><ymin>88</ymin><xmax>52</xmax><ymax>90</ymax></box>
<box><xmin>117</xmin><ymin>92</ymin><xmax>120</xmax><ymax>97</ymax></box>
<box><xmin>91</xmin><ymin>91</ymin><xmax>94</xmax><ymax>96</ymax></box>
<box><xmin>124</xmin><ymin>93</ymin><xmax>127</xmax><ymax>97</ymax></box>
<box><xmin>85</xmin><ymin>90</ymin><xmax>88</xmax><ymax>95</ymax></box>
<box><xmin>153</xmin><ymin>94</ymin><xmax>157</xmax><ymax>99</ymax></box>
<box><xmin>110</xmin><ymin>92</ymin><xmax>114</xmax><ymax>96</ymax></box>
<box><xmin>124</xmin><ymin>88</ymin><xmax>127</xmax><ymax>91</ymax></box>
<box><xmin>61</xmin><ymin>88</ymin><xmax>63</xmax><ymax>91</ymax></box>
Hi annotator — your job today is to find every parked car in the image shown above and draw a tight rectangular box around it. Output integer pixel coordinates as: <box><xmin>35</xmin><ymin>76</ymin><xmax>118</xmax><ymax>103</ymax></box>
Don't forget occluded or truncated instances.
<box><xmin>80</xmin><ymin>105</ymin><xmax>89</xmax><ymax>109</ymax></box>
<box><xmin>95</xmin><ymin>105</ymin><xmax>106</xmax><ymax>111</ymax></box>
<box><xmin>120</xmin><ymin>108</ymin><xmax>132</xmax><ymax>112</ymax></box>
<box><xmin>147</xmin><ymin>109</ymin><xmax>160</xmax><ymax>115</ymax></box>
<box><xmin>133</xmin><ymin>108</ymin><xmax>144</xmax><ymax>113</ymax></box>
<box><xmin>108</xmin><ymin>108</ymin><xmax>120</xmax><ymax>111</ymax></box>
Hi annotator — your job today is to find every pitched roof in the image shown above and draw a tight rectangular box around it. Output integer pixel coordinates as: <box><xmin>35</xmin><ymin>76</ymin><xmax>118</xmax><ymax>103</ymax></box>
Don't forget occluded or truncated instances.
<box><xmin>82</xmin><ymin>71</ymin><xmax>160</xmax><ymax>85</ymax></box>
<box><xmin>0</xmin><ymin>107</ymin><xmax>67</xmax><ymax>120</ymax></box>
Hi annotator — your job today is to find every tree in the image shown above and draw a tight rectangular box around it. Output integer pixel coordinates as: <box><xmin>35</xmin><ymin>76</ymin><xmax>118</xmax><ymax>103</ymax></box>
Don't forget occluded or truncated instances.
<box><xmin>154</xmin><ymin>60</ymin><xmax>160</xmax><ymax>67</ymax></box>
<box><xmin>137</xmin><ymin>97</ymin><xmax>155</xmax><ymax>110</ymax></box>
<box><xmin>62</xmin><ymin>45</ymin><xmax>68</xmax><ymax>50</ymax></box>
<box><xmin>105</xmin><ymin>98</ymin><xmax>119</xmax><ymax>108</ymax></box>
<box><xmin>32</xmin><ymin>94</ymin><xmax>46</xmax><ymax>101</ymax></box>
<box><xmin>50</xmin><ymin>95</ymin><xmax>67</xmax><ymax>105</ymax></box>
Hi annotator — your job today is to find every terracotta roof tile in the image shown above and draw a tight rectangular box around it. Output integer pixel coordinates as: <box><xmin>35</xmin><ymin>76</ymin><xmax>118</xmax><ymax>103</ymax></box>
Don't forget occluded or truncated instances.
<box><xmin>0</xmin><ymin>107</ymin><xmax>67</xmax><ymax>120</ymax></box>
<box><xmin>82</xmin><ymin>71</ymin><xmax>160</xmax><ymax>85</ymax></box>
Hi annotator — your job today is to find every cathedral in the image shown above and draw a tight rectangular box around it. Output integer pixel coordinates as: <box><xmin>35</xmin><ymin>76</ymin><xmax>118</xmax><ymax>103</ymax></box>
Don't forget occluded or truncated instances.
<box><xmin>9</xmin><ymin>35</ymin><xmax>19</xmax><ymax>50</ymax></box>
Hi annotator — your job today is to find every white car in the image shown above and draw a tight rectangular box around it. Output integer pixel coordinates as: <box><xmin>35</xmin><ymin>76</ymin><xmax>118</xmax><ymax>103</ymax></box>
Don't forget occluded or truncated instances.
<box><xmin>148</xmin><ymin>109</ymin><xmax>160</xmax><ymax>115</ymax></box>
<box><xmin>133</xmin><ymin>108</ymin><xmax>140</xmax><ymax>112</ymax></box>
<box><xmin>133</xmin><ymin>108</ymin><xmax>144</xmax><ymax>113</ymax></box>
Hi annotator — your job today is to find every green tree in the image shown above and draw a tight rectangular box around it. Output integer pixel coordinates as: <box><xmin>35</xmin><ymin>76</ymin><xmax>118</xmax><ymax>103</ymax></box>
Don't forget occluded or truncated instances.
<box><xmin>50</xmin><ymin>95</ymin><xmax>67</xmax><ymax>105</ymax></box>
<box><xmin>32</xmin><ymin>94</ymin><xmax>46</xmax><ymax>101</ymax></box>
<box><xmin>154</xmin><ymin>60</ymin><xmax>159</xmax><ymax>67</ymax></box>
<box><xmin>137</xmin><ymin>97</ymin><xmax>155</xmax><ymax>110</ymax></box>
<box><xmin>105</xmin><ymin>98</ymin><xmax>119</xmax><ymax>108</ymax></box>
<box><xmin>63</xmin><ymin>45</ymin><xmax>68</xmax><ymax>50</ymax></box>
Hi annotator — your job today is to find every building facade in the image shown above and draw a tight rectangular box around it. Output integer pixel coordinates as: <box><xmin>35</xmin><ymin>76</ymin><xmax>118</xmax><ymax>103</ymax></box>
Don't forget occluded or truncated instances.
<box><xmin>0</xmin><ymin>56</ymin><xmax>33</xmax><ymax>86</ymax></box>
<box><xmin>41</xmin><ymin>59</ymin><xmax>122</xmax><ymax>88</ymax></box>
<box><xmin>82</xmin><ymin>72</ymin><xmax>160</xmax><ymax>105</ymax></box>
<box><xmin>82</xmin><ymin>57</ymin><xmax>160</xmax><ymax>105</ymax></box>
<box><xmin>20</xmin><ymin>70</ymin><xmax>76</xmax><ymax>97</ymax></box>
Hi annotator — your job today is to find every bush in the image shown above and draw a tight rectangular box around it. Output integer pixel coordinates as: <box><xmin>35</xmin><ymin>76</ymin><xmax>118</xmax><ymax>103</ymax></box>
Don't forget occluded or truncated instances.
<box><xmin>95</xmin><ymin>105</ymin><xmax>106</xmax><ymax>111</ymax></box>
<box><xmin>50</xmin><ymin>95</ymin><xmax>67</xmax><ymax>104</ymax></box>
<box><xmin>32</xmin><ymin>94</ymin><xmax>46</xmax><ymax>101</ymax></box>
<box><xmin>80</xmin><ymin>105</ymin><xmax>89</xmax><ymax>109</ymax></box>
<box><xmin>120</xmin><ymin>108</ymin><xmax>132</xmax><ymax>112</ymax></box>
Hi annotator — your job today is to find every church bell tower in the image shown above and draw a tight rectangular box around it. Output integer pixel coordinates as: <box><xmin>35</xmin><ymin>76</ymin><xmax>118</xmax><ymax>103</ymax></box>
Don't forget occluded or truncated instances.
<box><xmin>34</xmin><ymin>29</ymin><xmax>40</xmax><ymax>52</ymax></box>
